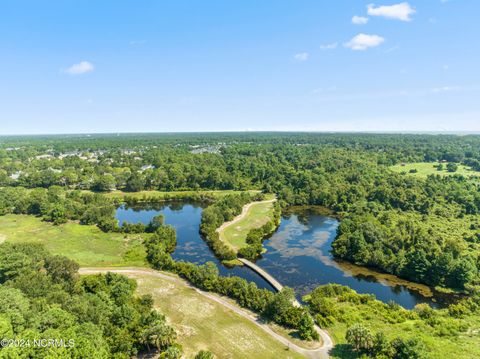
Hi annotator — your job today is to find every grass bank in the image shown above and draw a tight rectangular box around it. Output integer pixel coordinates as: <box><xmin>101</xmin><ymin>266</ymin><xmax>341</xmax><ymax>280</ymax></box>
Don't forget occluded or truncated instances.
<box><xmin>322</xmin><ymin>294</ymin><xmax>480</xmax><ymax>359</ymax></box>
<box><xmin>218</xmin><ymin>195</ymin><xmax>276</xmax><ymax>251</ymax></box>
<box><xmin>0</xmin><ymin>215</ymin><xmax>147</xmax><ymax>267</ymax></box>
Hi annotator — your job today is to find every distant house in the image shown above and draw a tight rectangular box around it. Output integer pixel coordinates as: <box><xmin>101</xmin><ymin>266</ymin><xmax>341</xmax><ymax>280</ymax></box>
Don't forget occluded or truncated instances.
<box><xmin>190</xmin><ymin>145</ymin><xmax>223</xmax><ymax>154</ymax></box>
<box><xmin>9</xmin><ymin>171</ymin><xmax>23</xmax><ymax>180</ymax></box>
<box><xmin>35</xmin><ymin>154</ymin><xmax>54</xmax><ymax>160</ymax></box>
<box><xmin>140</xmin><ymin>165</ymin><xmax>155</xmax><ymax>171</ymax></box>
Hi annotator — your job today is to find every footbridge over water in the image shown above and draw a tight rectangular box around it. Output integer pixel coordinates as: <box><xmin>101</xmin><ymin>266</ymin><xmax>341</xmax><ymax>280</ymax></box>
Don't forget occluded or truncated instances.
<box><xmin>237</xmin><ymin>258</ymin><xmax>301</xmax><ymax>307</ymax></box>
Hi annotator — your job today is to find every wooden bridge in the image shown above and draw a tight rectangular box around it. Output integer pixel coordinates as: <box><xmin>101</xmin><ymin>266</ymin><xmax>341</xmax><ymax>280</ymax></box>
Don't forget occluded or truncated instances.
<box><xmin>238</xmin><ymin>258</ymin><xmax>300</xmax><ymax>307</ymax></box>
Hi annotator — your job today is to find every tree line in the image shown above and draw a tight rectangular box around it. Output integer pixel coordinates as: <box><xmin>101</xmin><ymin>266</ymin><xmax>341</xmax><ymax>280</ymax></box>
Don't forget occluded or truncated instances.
<box><xmin>0</xmin><ymin>242</ymin><xmax>183</xmax><ymax>358</ymax></box>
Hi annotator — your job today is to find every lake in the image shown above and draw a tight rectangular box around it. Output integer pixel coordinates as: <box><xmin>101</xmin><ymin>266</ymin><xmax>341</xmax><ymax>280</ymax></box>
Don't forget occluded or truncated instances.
<box><xmin>116</xmin><ymin>202</ymin><xmax>452</xmax><ymax>309</ymax></box>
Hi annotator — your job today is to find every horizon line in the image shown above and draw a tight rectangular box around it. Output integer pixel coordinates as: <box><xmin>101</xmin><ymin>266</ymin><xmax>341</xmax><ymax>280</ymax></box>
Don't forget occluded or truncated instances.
<box><xmin>1</xmin><ymin>130</ymin><xmax>480</xmax><ymax>137</ymax></box>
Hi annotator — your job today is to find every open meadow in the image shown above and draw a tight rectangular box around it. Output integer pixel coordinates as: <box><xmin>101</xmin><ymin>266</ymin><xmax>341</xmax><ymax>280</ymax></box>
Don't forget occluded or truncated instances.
<box><xmin>390</xmin><ymin>162</ymin><xmax>479</xmax><ymax>179</ymax></box>
<box><xmin>218</xmin><ymin>196</ymin><xmax>276</xmax><ymax>251</ymax></box>
<box><xmin>0</xmin><ymin>214</ymin><xmax>147</xmax><ymax>266</ymax></box>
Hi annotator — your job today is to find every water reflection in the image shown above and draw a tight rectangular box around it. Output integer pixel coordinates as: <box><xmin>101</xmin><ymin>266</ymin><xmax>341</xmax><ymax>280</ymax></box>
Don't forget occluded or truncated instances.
<box><xmin>258</xmin><ymin>209</ymin><xmax>452</xmax><ymax>308</ymax></box>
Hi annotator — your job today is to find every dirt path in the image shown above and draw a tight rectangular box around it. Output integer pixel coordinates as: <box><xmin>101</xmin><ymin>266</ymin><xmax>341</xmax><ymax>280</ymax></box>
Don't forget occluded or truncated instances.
<box><xmin>216</xmin><ymin>198</ymin><xmax>276</xmax><ymax>233</ymax></box>
<box><xmin>216</xmin><ymin>199</ymin><xmax>277</xmax><ymax>249</ymax></box>
<box><xmin>79</xmin><ymin>267</ymin><xmax>332</xmax><ymax>359</ymax></box>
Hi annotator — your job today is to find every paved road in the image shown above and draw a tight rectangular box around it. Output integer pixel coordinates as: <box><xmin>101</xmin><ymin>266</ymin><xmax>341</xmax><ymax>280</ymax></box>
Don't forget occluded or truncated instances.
<box><xmin>79</xmin><ymin>267</ymin><xmax>333</xmax><ymax>359</ymax></box>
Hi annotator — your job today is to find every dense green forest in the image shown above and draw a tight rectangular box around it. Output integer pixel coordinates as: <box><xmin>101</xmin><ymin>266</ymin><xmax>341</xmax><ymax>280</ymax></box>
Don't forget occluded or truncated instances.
<box><xmin>0</xmin><ymin>242</ymin><xmax>182</xmax><ymax>358</ymax></box>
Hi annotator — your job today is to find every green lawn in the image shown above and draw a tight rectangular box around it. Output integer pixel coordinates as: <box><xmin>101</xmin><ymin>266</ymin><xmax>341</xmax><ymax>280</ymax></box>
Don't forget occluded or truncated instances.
<box><xmin>119</xmin><ymin>270</ymin><xmax>304</xmax><ymax>359</ymax></box>
<box><xmin>219</xmin><ymin>198</ymin><xmax>276</xmax><ymax>251</ymax></box>
<box><xmin>390</xmin><ymin>162</ymin><xmax>479</xmax><ymax>179</ymax></box>
<box><xmin>0</xmin><ymin>215</ymin><xmax>147</xmax><ymax>267</ymax></box>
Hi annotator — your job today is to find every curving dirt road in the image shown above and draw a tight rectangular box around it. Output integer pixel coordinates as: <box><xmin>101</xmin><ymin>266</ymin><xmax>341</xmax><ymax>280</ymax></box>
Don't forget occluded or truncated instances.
<box><xmin>216</xmin><ymin>198</ymin><xmax>277</xmax><ymax>234</ymax></box>
<box><xmin>79</xmin><ymin>267</ymin><xmax>333</xmax><ymax>359</ymax></box>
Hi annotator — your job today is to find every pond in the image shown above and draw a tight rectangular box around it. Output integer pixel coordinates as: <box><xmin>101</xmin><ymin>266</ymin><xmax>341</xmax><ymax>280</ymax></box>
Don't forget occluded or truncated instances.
<box><xmin>116</xmin><ymin>202</ymin><xmax>275</xmax><ymax>290</ymax></box>
<box><xmin>116</xmin><ymin>202</ymin><xmax>453</xmax><ymax>309</ymax></box>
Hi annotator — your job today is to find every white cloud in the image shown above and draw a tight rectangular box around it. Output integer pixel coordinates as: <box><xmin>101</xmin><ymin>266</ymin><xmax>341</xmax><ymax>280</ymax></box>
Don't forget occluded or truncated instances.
<box><xmin>367</xmin><ymin>2</ymin><xmax>416</xmax><ymax>22</ymax></box>
<box><xmin>345</xmin><ymin>34</ymin><xmax>385</xmax><ymax>51</ymax></box>
<box><xmin>432</xmin><ymin>86</ymin><xmax>461</xmax><ymax>93</ymax></box>
<box><xmin>294</xmin><ymin>52</ymin><xmax>309</xmax><ymax>61</ymax></box>
<box><xmin>352</xmin><ymin>16</ymin><xmax>369</xmax><ymax>25</ymax></box>
<box><xmin>64</xmin><ymin>61</ymin><xmax>94</xmax><ymax>75</ymax></box>
<box><xmin>319</xmin><ymin>43</ymin><xmax>338</xmax><ymax>50</ymax></box>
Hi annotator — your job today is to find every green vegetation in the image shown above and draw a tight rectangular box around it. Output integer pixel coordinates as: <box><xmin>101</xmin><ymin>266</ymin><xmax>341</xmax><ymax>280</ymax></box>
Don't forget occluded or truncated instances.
<box><xmin>0</xmin><ymin>215</ymin><xmax>147</xmax><ymax>267</ymax></box>
<box><xmin>0</xmin><ymin>243</ymin><xmax>181</xmax><ymax>358</ymax></box>
<box><xmin>104</xmin><ymin>189</ymin><xmax>256</xmax><ymax>202</ymax></box>
<box><xmin>390</xmin><ymin>162</ymin><xmax>479</xmax><ymax>179</ymax></box>
<box><xmin>125</xmin><ymin>270</ymin><xmax>305</xmax><ymax>359</ymax></box>
<box><xmin>237</xmin><ymin>201</ymin><xmax>281</xmax><ymax>260</ymax></box>
<box><xmin>3</xmin><ymin>133</ymin><xmax>480</xmax><ymax>357</ymax></box>
<box><xmin>200</xmin><ymin>192</ymin><xmax>265</xmax><ymax>260</ymax></box>
<box><xmin>305</xmin><ymin>284</ymin><xmax>480</xmax><ymax>359</ymax></box>
<box><xmin>333</xmin><ymin>209</ymin><xmax>480</xmax><ymax>290</ymax></box>
<box><xmin>219</xmin><ymin>197</ymin><xmax>276</xmax><ymax>250</ymax></box>
<box><xmin>144</xmin><ymin>230</ymin><xmax>319</xmax><ymax>342</ymax></box>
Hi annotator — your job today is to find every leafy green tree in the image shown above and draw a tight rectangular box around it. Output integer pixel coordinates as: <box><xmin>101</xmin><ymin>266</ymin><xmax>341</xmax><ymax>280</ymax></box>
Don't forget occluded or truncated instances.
<box><xmin>391</xmin><ymin>337</ymin><xmax>427</xmax><ymax>359</ymax></box>
<box><xmin>92</xmin><ymin>174</ymin><xmax>116</xmax><ymax>192</ymax></box>
<box><xmin>45</xmin><ymin>204</ymin><xmax>68</xmax><ymax>225</ymax></box>
<box><xmin>298</xmin><ymin>312</ymin><xmax>319</xmax><ymax>341</ymax></box>
<box><xmin>446</xmin><ymin>162</ymin><xmax>458</xmax><ymax>172</ymax></box>
<box><xmin>346</xmin><ymin>323</ymin><xmax>373</xmax><ymax>351</ymax></box>
<box><xmin>126</xmin><ymin>173</ymin><xmax>145</xmax><ymax>192</ymax></box>
<box><xmin>45</xmin><ymin>255</ymin><xmax>79</xmax><ymax>286</ymax></box>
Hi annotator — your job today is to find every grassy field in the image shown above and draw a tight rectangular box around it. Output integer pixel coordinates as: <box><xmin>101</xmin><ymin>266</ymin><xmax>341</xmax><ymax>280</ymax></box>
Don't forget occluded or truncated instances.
<box><xmin>219</xmin><ymin>197</ymin><xmax>276</xmax><ymax>251</ymax></box>
<box><xmin>121</xmin><ymin>270</ymin><xmax>304</xmax><ymax>359</ymax></box>
<box><xmin>326</xmin><ymin>298</ymin><xmax>480</xmax><ymax>359</ymax></box>
<box><xmin>390</xmin><ymin>162</ymin><xmax>479</xmax><ymax>179</ymax></box>
<box><xmin>0</xmin><ymin>215</ymin><xmax>147</xmax><ymax>267</ymax></box>
<box><xmin>101</xmin><ymin>189</ymin><xmax>259</xmax><ymax>201</ymax></box>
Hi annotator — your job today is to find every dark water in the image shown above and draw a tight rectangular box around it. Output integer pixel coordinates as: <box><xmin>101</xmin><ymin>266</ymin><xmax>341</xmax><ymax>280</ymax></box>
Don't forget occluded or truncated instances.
<box><xmin>116</xmin><ymin>202</ymin><xmax>450</xmax><ymax>309</ymax></box>
<box><xmin>116</xmin><ymin>202</ymin><xmax>274</xmax><ymax>290</ymax></box>
<box><xmin>257</xmin><ymin>209</ymin><xmax>450</xmax><ymax>309</ymax></box>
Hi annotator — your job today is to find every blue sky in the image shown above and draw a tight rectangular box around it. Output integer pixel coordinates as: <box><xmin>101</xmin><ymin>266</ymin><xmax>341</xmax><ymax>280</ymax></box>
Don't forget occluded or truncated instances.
<box><xmin>1</xmin><ymin>0</ymin><xmax>479</xmax><ymax>134</ymax></box>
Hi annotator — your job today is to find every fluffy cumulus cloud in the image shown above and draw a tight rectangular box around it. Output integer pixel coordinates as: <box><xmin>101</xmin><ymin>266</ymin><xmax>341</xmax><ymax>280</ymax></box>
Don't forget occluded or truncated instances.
<box><xmin>345</xmin><ymin>33</ymin><xmax>385</xmax><ymax>51</ymax></box>
<box><xmin>352</xmin><ymin>15</ymin><xmax>369</xmax><ymax>25</ymax></box>
<box><xmin>367</xmin><ymin>2</ymin><xmax>416</xmax><ymax>22</ymax></box>
<box><xmin>293</xmin><ymin>52</ymin><xmax>309</xmax><ymax>61</ymax></box>
<box><xmin>64</xmin><ymin>61</ymin><xmax>94</xmax><ymax>75</ymax></box>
